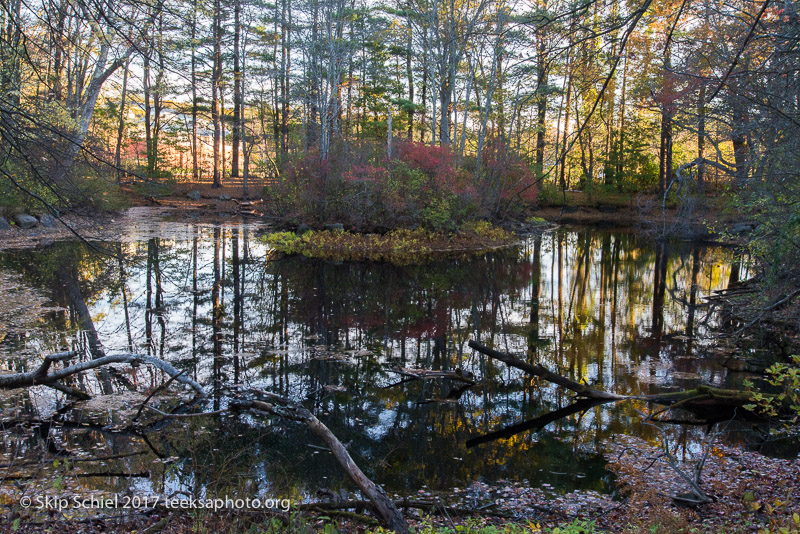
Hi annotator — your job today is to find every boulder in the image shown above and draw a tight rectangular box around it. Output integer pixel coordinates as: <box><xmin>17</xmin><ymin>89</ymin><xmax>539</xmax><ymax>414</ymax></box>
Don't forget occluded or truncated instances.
<box><xmin>0</xmin><ymin>217</ymin><xmax>11</xmax><ymax>231</ymax></box>
<box><xmin>13</xmin><ymin>214</ymin><xmax>38</xmax><ymax>229</ymax></box>
<box><xmin>731</xmin><ymin>223</ymin><xmax>754</xmax><ymax>235</ymax></box>
<box><xmin>296</xmin><ymin>223</ymin><xmax>312</xmax><ymax>235</ymax></box>
<box><xmin>325</xmin><ymin>223</ymin><xmax>345</xmax><ymax>232</ymax></box>
<box><xmin>187</xmin><ymin>190</ymin><xmax>202</xmax><ymax>200</ymax></box>
<box><xmin>39</xmin><ymin>214</ymin><xmax>58</xmax><ymax>228</ymax></box>
<box><xmin>219</xmin><ymin>194</ymin><xmax>232</xmax><ymax>201</ymax></box>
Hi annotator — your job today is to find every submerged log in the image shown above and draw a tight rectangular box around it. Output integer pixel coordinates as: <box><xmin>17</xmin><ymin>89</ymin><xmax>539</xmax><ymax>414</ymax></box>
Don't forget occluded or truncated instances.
<box><xmin>466</xmin><ymin>398</ymin><xmax>611</xmax><ymax>447</ymax></box>
<box><xmin>392</xmin><ymin>367</ymin><xmax>475</xmax><ymax>384</ymax></box>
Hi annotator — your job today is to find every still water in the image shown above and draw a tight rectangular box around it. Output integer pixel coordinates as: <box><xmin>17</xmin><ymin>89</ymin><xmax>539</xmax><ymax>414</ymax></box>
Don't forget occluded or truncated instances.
<box><xmin>0</xmin><ymin>221</ymin><xmax>743</xmax><ymax>502</ymax></box>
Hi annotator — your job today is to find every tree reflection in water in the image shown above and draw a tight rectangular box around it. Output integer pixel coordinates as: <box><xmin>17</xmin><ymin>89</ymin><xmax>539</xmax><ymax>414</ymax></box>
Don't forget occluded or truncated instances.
<box><xmin>0</xmin><ymin>225</ymin><xmax>742</xmax><ymax>499</ymax></box>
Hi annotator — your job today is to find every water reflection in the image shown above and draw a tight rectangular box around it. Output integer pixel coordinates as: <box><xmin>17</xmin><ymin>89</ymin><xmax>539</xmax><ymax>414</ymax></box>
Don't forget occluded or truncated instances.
<box><xmin>0</xmin><ymin>224</ymin><xmax>743</xmax><ymax>499</ymax></box>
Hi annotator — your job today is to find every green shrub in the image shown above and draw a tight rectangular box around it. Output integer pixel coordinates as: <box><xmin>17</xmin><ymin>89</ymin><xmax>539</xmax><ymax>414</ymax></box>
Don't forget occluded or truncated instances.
<box><xmin>537</xmin><ymin>183</ymin><xmax>566</xmax><ymax>206</ymax></box>
<box><xmin>744</xmin><ymin>355</ymin><xmax>800</xmax><ymax>426</ymax></box>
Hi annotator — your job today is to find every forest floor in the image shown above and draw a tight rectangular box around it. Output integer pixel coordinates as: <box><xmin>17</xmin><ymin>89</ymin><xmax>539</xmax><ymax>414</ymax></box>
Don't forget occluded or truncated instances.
<box><xmin>2</xmin><ymin>433</ymin><xmax>798</xmax><ymax>533</ymax></box>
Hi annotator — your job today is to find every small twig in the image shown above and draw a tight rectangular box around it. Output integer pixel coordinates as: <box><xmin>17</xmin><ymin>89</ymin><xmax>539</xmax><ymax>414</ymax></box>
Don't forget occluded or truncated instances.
<box><xmin>0</xmin><ymin>451</ymin><xmax>145</xmax><ymax>470</ymax></box>
<box><xmin>144</xmin><ymin>406</ymin><xmax>229</xmax><ymax>418</ymax></box>
<box><xmin>734</xmin><ymin>288</ymin><xmax>800</xmax><ymax>337</ymax></box>
<box><xmin>3</xmin><ymin>471</ymin><xmax>149</xmax><ymax>480</ymax></box>
<box><xmin>134</xmin><ymin>369</ymin><xmax>187</xmax><ymax>422</ymax></box>
<box><xmin>307</xmin><ymin>506</ymin><xmax>380</xmax><ymax>525</ymax></box>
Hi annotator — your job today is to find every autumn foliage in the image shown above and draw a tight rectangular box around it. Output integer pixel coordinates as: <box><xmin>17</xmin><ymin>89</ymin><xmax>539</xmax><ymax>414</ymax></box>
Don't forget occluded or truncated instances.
<box><xmin>266</xmin><ymin>140</ymin><xmax>536</xmax><ymax>232</ymax></box>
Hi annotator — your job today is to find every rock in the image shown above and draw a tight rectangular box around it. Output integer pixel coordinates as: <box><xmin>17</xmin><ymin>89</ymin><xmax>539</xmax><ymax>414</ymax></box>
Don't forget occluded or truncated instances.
<box><xmin>731</xmin><ymin>223</ymin><xmax>754</xmax><ymax>234</ymax></box>
<box><xmin>0</xmin><ymin>217</ymin><xmax>11</xmax><ymax>230</ymax></box>
<box><xmin>39</xmin><ymin>214</ymin><xmax>58</xmax><ymax>228</ymax></box>
<box><xmin>13</xmin><ymin>214</ymin><xmax>38</xmax><ymax>229</ymax></box>
<box><xmin>187</xmin><ymin>190</ymin><xmax>202</xmax><ymax>200</ymax></box>
<box><xmin>325</xmin><ymin>223</ymin><xmax>344</xmax><ymax>232</ymax></box>
<box><xmin>296</xmin><ymin>223</ymin><xmax>312</xmax><ymax>235</ymax></box>
<box><xmin>219</xmin><ymin>194</ymin><xmax>232</xmax><ymax>201</ymax></box>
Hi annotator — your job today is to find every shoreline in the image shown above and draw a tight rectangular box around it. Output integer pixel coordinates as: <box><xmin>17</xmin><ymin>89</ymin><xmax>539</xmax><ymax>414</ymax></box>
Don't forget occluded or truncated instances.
<box><xmin>0</xmin><ymin>191</ymin><xmax>750</xmax><ymax>254</ymax></box>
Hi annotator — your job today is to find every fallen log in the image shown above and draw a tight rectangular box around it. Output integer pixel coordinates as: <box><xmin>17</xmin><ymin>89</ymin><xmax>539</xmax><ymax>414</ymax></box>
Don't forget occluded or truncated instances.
<box><xmin>468</xmin><ymin>340</ymin><xmax>754</xmax><ymax>417</ymax></box>
<box><xmin>237</xmin><ymin>390</ymin><xmax>410</xmax><ymax>534</ymax></box>
<box><xmin>2</xmin><ymin>351</ymin><xmax>407</xmax><ymax>532</ymax></box>
<box><xmin>0</xmin><ymin>352</ymin><xmax>206</xmax><ymax>398</ymax></box>
<box><xmin>467</xmin><ymin>341</ymin><xmax>623</xmax><ymax>400</ymax></box>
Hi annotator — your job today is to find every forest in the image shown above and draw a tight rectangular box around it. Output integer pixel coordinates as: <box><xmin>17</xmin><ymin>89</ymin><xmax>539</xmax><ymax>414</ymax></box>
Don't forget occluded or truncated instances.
<box><xmin>1</xmin><ymin>0</ymin><xmax>800</xmax><ymax>532</ymax></box>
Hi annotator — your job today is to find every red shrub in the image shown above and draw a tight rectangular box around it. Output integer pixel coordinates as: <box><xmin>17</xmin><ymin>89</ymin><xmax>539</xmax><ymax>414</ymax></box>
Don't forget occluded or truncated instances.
<box><xmin>396</xmin><ymin>141</ymin><xmax>456</xmax><ymax>182</ymax></box>
<box><xmin>480</xmin><ymin>139</ymin><xmax>538</xmax><ymax>205</ymax></box>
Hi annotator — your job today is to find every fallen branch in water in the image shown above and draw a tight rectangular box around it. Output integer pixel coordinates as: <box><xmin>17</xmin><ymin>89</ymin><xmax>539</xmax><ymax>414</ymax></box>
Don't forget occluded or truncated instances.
<box><xmin>4</xmin><ymin>347</ymin><xmax>410</xmax><ymax>531</ymax></box>
<box><xmin>468</xmin><ymin>340</ymin><xmax>757</xmax><ymax>508</ymax></box>
<box><xmin>467</xmin><ymin>341</ymin><xmax>624</xmax><ymax>400</ymax></box>
<box><xmin>468</xmin><ymin>340</ymin><xmax>754</xmax><ymax>415</ymax></box>
<box><xmin>0</xmin><ymin>352</ymin><xmax>206</xmax><ymax>398</ymax></box>
<box><xmin>144</xmin><ymin>390</ymin><xmax>410</xmax><ymax>532</ymax></box>
<box><xmin>236</xmin><ymin>390</ymin><xmax>410</xmax><ymax>534</ymax></box>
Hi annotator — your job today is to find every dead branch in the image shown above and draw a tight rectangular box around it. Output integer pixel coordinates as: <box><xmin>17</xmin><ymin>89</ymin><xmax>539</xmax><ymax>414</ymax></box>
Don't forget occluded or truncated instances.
<box><xmin>0</xmin><ymin>352</ymin><xmax>206</xmax><ymax>398</ymax></box>
<box><xmin>236</xmin><ymin>391</ymin><xmax>409</xmax><ymax>534</ymax></box>
<box><xmin>468</xmin><ymin>340</ymin><xmax>624</xmax><ymax>400</ymax></box>
<box><xmin>635</xmin><ymin>410</ymin><xmax>721</xmax><ymax>506</ymax></box>
<box><xmin>134</xmin><ymin>369</ymin><xmax>188</xmax><ymax>421</ymax></box>
<box><xmin>469</xmin><ymin>340</ymin><xmax>754</xmax><ymax>416</ymax></box>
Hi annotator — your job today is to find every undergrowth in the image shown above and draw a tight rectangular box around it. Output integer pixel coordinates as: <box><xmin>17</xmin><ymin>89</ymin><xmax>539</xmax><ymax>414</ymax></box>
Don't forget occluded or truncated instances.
<box><xmin>260</xmin><ymin>222</ymin><xmax>515</xmax><ymax>264</ymax></box>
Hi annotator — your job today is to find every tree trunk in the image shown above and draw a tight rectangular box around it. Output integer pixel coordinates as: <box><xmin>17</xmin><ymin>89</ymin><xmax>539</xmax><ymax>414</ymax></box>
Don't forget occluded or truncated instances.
<box><xmin>559</xmin><ymin>64</ymin><xmax>573</xmax><ymax>191</ymax></box>
<box><xmin>191</xmin><ymin>1</ymin><xmax>199</xmax><ymax>181</ymax></box>
<box><xmin>212</xmin><ymin>0</ymin><xmax>223</xmax><ymax>188</ymax></box>
<box><xmin>535</xmin><ymin>22</ymin><xmax>547</xmax><ymax>178</ymax></box>
<box><xmin>658</xmin><ymin>44</ymin><xmax>673</xmax><ymax>195</ymax></box>
<box><xmin>114</xmin><ymin>59</ymin><xmax>129</xmax><ymax>183</ymax></box>
<box><xmin>231</xmin><ymin>0</ymin><xmax>241</xmax><ymax>177</ymax></box>
<box><xmin>697</xmin><ymin>82</ymin><xmax>705</xmax><ymax>185</ymax></box>
<box><xmin>406</xmin><ymin>26</ymin><xmax>414</xmax><ymax>139</ymax></box>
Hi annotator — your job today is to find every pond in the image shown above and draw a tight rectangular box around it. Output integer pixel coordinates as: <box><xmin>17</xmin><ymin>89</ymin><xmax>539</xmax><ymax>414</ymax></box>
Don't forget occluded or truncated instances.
<box><xmin>0</xmin><ymin>219</ymin><xmax>746</xmax><ymax>506</ymax></box>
